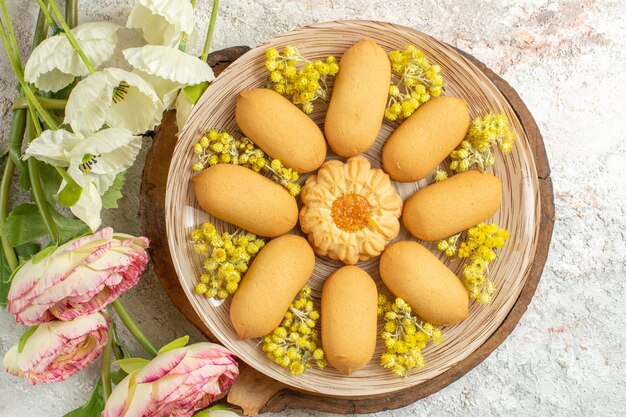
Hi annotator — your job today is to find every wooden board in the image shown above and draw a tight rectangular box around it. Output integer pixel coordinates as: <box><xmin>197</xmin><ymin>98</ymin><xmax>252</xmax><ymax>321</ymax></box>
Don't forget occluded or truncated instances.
<box><xmin>140</xmin><ymin>45</ymin><xmax>554</xmax><ymax>415</ymax></box>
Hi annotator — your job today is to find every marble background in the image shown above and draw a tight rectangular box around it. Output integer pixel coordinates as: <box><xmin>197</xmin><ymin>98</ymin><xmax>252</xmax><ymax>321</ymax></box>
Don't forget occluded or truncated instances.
<box><xmin>0</xmin><ymin>1</ymin><xmax>624</xmax><ymax>416</ymax></box>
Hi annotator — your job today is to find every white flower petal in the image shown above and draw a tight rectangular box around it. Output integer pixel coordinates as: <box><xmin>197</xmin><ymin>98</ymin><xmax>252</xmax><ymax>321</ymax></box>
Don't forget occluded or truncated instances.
<box><xmin>63</xmin><ymin>71</ymin><xmax>113</xmax><ymax>136</ymax></box>
<box><xmin>66</xmin><ymin>181</ymin><xmax>102</xmax><ymax>231</ymax></box>
<box><xmin>23</xmin><ymin>130</ymin><xmax>81</xmax><ymax>167</ymax></box>
<box><xmin>24</xmin><ymin>22</ymin><xmax>121</xmax><ymax>93</ymax></box>
<box><xmin>67</xmin><ymin>128</ymin><xmax>142</xmax><ymax>192</ymax></box>
<box><xmin>127</xmin><ymin>0</ymin><xmax>194</xmax><ymax>47</ymax></box>
<box><xmin>132</xmin><ymin>70</ymin><xmax>181</xmax><ymax>109</ymax></box>
<box><xmin>175</xmin><ymin>90</ymin><xmax>194</xmax><ymax>133</ymax></box>
<box><xmin>64</xmin><ymin>68</ymin><xmax>164</xmax><ymax>136</ymax></box>
<box><xmin>124</xmin><ymin>45</ymin><xmax>214</xmax><ymax>86</ymax></box>
<box><xmin>104</xmin><ymin>68</ymin><xmax>164</xmax><ymax>134</ymax></box>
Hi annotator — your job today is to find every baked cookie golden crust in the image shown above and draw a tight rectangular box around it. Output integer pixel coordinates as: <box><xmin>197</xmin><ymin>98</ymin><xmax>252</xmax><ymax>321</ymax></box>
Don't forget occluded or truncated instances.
<box><xmin>299</xmin><ymin>156</ymin><xmax>403</xmax><ymax>264</ymax></box>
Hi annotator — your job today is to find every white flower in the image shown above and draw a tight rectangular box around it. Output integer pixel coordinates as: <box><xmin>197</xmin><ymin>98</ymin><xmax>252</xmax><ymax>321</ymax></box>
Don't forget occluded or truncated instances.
<box><xmin>20</xmin><ymin>129</ymin><xmax>80</xmax><ymax>167</ymax></box>
<box><xmin>66</xmin><ymin>128</ymin><xmax>142</xmax><ymax>193</ymax></box>
<box><xmin>24</xmin><ymin>22</ymin><xmax>121</xmax><ymax>92</ymax></box>
<box><xmin>127</xmin><ymin>0</ymin><xmax>195</xmax><ymax>47</ymax></box>
<box><xmin>124</xmin><ymin>45</ymin><xmax>214</xmax><ymax>108</ymax></box>
<box><xmin>64</xmin><ymin>68</ymin><xmax>164</xmax><ymax>136</ymax></box>
<box><xmin>24</xmin><ymin>128</ymin><xmax>141</xmax><ymax>194</ymax></box>
<box><xmin>63</xmin><ymin>179</ymin><xmax>102</xmax><ymax>231</ymax></box>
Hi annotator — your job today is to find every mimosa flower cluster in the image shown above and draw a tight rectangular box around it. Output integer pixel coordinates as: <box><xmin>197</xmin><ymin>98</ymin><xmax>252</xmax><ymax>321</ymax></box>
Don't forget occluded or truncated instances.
<box><xmin>438</xmin><ymin>223</ymin><xmax>510</xmax><ymax>304</ymax></box>
<box><xmin>192</xmin><ymin>222</ymin><xmax>266</xmax><ymax>300</ymax></box>
<box><xmin>378</xmin><ymin>295</ymin><xmax>442</xmax><ymax>377</ymax></box>
<box><xmin>385</xmin><ymin>45</ymin><xmax>445</xmax><ymax>121</ymax></box>
<box><xmin>449</xmin><ymin>113</ymin><xmax>516</xmax><ymax>173</ymax></box>
<box><xmin>262</xmin><ymin>286</ymin><xmax>326</xmax><ymax>375</ymax></box>
<box><xmin>192</xmin><ymin>129</ymin><xmax>301</xmax><ymax>196</ymax></box>
<box><xmin>265</xmin><ymin>45</ymin><xmax>339</xmax><ymax>114</ymax></box>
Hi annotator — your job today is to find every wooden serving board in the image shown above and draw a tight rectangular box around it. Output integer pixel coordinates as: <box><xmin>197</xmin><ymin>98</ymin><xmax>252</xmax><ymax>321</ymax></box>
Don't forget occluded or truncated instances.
<box><xmin>140</xmin><ymin>45</ymin><xmax>554</xmax><ymax>415</ymax></box>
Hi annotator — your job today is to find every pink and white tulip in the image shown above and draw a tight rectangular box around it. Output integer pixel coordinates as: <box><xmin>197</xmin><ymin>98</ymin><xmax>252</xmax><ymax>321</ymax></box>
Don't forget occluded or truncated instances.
<box><xmin>3</xmin><ymin>312</ymin><xmax>109</xmax><ymax>384</ymax></box>
<box><xmin>102</xmin><ymin>343</ymin><xmax>239</xmax><ymax>417</ymax></box>
<box><xmin>8</xmin><ymin>227</ymin><xmax>149</xmax><ymax>326</ymax></box>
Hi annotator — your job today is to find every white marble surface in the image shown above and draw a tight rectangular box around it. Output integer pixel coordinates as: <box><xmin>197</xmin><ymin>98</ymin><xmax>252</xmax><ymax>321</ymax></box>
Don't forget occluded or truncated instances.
<box><xmin>1</xmin><ymin>1</ymin><xmax>625</xmax><ymax>416</ymax></box>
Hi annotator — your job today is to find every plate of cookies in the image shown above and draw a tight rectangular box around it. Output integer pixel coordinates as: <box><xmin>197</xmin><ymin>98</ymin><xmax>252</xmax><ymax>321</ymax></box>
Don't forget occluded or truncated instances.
<box><xmin>165</xmin><ymin>20</ymin><xmax>541</xmax><ymax>396</ymax></box>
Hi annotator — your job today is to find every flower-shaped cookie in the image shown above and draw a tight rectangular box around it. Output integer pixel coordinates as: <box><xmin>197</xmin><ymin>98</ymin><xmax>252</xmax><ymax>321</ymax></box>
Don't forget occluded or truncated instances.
<box><xmin>299</xmin><ymin>156</ymin><xmax>403</xmax><ymax>264</ymax></box>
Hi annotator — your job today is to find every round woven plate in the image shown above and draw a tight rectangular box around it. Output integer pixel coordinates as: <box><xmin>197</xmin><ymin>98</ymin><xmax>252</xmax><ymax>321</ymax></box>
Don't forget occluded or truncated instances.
<box><xmin>166</xmin><ymin>21</ymin><xmax>540</xmax><ymax>397</ymax></box>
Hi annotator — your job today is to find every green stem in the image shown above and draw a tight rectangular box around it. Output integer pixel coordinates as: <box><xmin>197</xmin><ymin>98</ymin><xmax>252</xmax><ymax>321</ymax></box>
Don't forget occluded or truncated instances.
<box><xmin>200</xmin><ymin>0</ymin><xmax>220</xmax><ymax>62</ymax></box>
<box><xmin>0</xmin><ymin>18</ymin><xmax>58</xmax><ymax>130</ymax></box>
<box><xmin>0</xmin><ymin>0</ymin><xmax>21</xmax><ymax>68</ymax></box>
<box><xmin>8</xmin><ymin>108</ymin><xmax>26</xmax><ymax>172</ymax></box>
<box><xmin>112</xmin><ymin>299</ymin><xmax>158</xmax><ymax>357</ymax></box>
<box><xmin>101</xmin><ymin>330</ymin><xmax>113</xmax><ymax>401</ymax></box>
<box><xmin>54</xmin><ymin>166</ymin><xmax>73</xmax><ymax>183</ymax></box>
<box><xmin>12</xmin><ymin>96</ymin><xmax>67</xmax><ymax>110</ymax></box>
<box><xmin>26</xmin><ymin>113</ymin><xmax>59</xmax><ymax>243</ymax></box>
<box><xmin>110</xmin><ymin>319</ymin><xmax>126</xmax><ymax>361</ymax></box>
<box><xmin>0</xmin><ymin>5</ymin><xmax>49</xmax><ymax>271</ymax></box>
<box><xmin>0</xmin><ymin>157</ymin><xmax>18</xmax><ymax>271</ymax></box>
<box><xmin>64</xmin><ymin>0</ymin><xmax>78</xmax><ymax>29</ymax></box>
<box><xmin>33</xmin><ymin>0</ymin><xmax>59</xmax><ymax>33</ymax></box>
<box><xmin>36</xmin><ymin>0</ymin><xmax>96</xmax><ymax>73</ymax></box>
<box><xmin>177</xmin><ymin>0</ymin><xmax>196</xmax><ymax>52</ymax></box>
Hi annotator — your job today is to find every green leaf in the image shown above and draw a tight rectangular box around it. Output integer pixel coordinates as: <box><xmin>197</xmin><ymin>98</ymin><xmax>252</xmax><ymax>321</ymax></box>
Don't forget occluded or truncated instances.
<box><xmin>101</xmin><ymin>172</ymin><xmax>125</xmax><ymax>209</ymax></box>
<box><xmin>57</xmin><ymin>178</ymin><xmax>83</xmax><ymax>207</ymax></box>
<box><xmin>111</xmin><ymin>369</ymin><xmax>128</xmax><ymax>385</ymax></box>
<box><xmin>52</xmin><ymin>208</ymin><xmax>90</xmax><ymax>243</ymax></box>
<box><xmin>0</xmin><ymin>204</ymin><xmax>47</xmax><ymax>246</ymax></box>
<box><xmin>113</xmin><ymin>358</ymin><xmax>149</xmax><ymax>374</ymax></box>
<box><xmin>183</xmin><ymin>82</ymin><xmax>209</xmax><ymax>104</ymax></box>
<box><xmin>0</xmin><ymin>247</ymin><xmax>12</xmax><ymax>308</ymax></box>
<box><xmin>15</xmin><ymin>242</ymin><xmax>40</xmax><ymax>263</ymax></box>
<box><xmin>31</xmin><ymin>244</ymin><xmax>57</xmax><ymax>264</ymax></box>
<box><xmin>18</xmin><ymin>325</ymin><xmax>39</xmax><ymax>353</ymax></box>
<box><xmin>37</xmin><ymin>162</ymin><xmax>62</xmax><ymax>205</ymax></box>
<box><xmin>0</xmin><ymin>203</ymin><xmax>89</xmax><ymax>247</ymax></box>
<box><xmin>157</xmin><ymin>335</ymin><xmax>190</xmax><ymax>355</ymax></box>
<box><xmin>63</xmin><ymin>379</ymin><xmax>105</xmax><ymax>417</ymax></box>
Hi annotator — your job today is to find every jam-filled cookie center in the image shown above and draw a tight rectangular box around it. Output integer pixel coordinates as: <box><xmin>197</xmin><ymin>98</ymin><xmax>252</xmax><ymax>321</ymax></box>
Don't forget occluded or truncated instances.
<box><xmin>331</xmin><ymin>193</ymin><xmax>372</xmax><ymax>232</ymax></box>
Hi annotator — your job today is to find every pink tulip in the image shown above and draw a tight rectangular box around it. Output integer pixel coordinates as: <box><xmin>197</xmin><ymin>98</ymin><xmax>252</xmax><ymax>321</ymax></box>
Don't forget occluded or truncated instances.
<box><xmin>102</xmin><ymin>343</ymin><xmax>239</xmax><ymax>417</ymax></box>
<box><xmin>3</xmin><ymin>312</ymin><xmax>109</xmax><ymax>384</ymax></box>
<box><xmin>8</xmin><ymin>227</ymin><xmax>149</xmax><ymax>326</ymax></box>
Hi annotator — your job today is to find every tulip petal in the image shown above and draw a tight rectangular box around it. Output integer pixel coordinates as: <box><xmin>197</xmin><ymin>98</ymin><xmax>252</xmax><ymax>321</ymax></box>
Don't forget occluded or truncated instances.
<box><xmin>135</xmin><ymin>349</ymin><xmax>187</xmax><ymax>384</ymax></box>
<box><xmin>101</xmin><ymin>371</ymin><xmax>134</xmax><ymax>417</ymax></box>
<box><xmin>5</xmin><ymin>313</ymin><xmax>108</xmax><ymax>384</ymax></box>
<box><xmin>7</xmin><ymin>227</ymin><xmax>148</xmax><ymax>325</ymax></box>
<box><xmin>2</xmin><ymin>346</ymin><xmax>22</xmax><ymax>377</ymax></box>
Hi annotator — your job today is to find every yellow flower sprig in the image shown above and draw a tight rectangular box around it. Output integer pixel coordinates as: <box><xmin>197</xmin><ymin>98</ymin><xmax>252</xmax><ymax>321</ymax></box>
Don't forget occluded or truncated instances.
<box><xmin>449</xmin><ymin>113</ymin><xmax>516</xmax><ymax>173</ymax></box>
<box><xmin>262</xmin><ymin>286</ymin><xmax>326</xmax><ymax>375</ymax></box>
<box><xmin>192</xmin><ymin>129</ymin><xmax>301</xmax><ymax>196</ymax></box>
<box><xmin>191</xmin><ymin>222</ymin><xmax>266</xmax><ymax>300</ymax></box>
<box><xmin>385</xmin><ymin>45</ymin><xmax>445</xmax><ymax>121</ymax></box>
<box><xmin>438</xmin><ymin>223</ymin><xmax>510</xmax><ymax>304</ymax></box>
<box><xmin>265</xmin><ymin>45</ymin><xmax>339</xmax><ymax>114</ymax></box>
<box><xmin>377</xmin><ymin>295</ymin><xmax>442</xmax><ymax>377</ymax></box>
